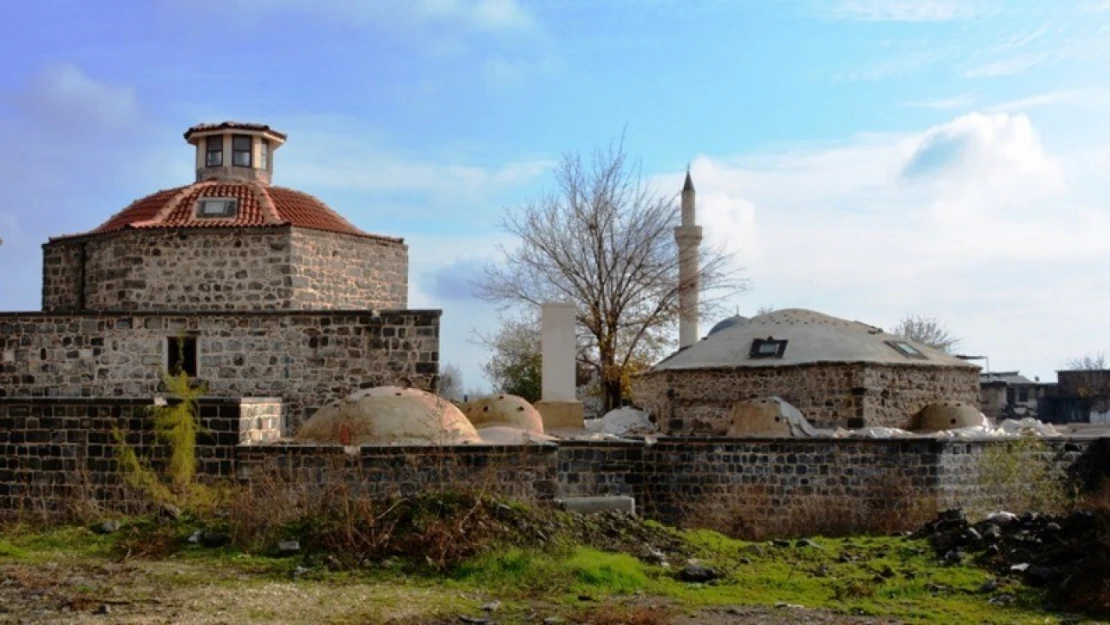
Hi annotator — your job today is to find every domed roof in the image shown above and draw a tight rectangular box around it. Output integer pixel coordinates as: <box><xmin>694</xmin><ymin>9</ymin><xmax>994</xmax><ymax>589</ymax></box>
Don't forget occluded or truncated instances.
<box><xmin>707</xmin><ymin>314</ymin><xmax>749</xmax><ymax>336</ymax></box>
<box><xmin>51</xmin><ymin>180</ymin><xmax>395</xmax><ymax>242</ymax></box>
<box><xmin>49</xmin><ymin>121</ymin><xmax>398</xmax><ymax>243</ymax></box>
<box><xmin>296</xmin><ymin>386</ymin><xmax>481</xmax><ymax>446</ymax></box>
<box><xmin>650</xmin><ymin>308</ymin><xmax>978</xmax><ymax>371</ymax></box>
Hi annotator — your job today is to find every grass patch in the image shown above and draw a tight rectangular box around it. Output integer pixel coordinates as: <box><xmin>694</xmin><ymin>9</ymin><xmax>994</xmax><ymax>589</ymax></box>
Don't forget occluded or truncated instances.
<box><xmin>2</xmin><ymin>509</ymin><xmax>1089</xmax><ymax>624</ymax></box>
<box><xmin>452</xmin><ymin>546</ymin><xmax>650</xmax><ymax>598</ymax></box>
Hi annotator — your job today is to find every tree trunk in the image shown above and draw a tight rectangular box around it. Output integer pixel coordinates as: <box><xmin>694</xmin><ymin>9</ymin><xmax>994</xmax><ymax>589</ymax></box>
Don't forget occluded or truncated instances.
<box><xmin>603</xmin><ymin>377</ymin><xmax>622</xmax><ymax>412</ymax></box>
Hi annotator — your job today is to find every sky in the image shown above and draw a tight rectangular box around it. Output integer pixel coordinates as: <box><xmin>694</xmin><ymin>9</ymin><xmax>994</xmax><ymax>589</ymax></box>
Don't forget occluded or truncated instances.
<box><xmin>2</xmin><ymin>0</ymin><xmax>1109</xmax><ymax>391</ymax></box>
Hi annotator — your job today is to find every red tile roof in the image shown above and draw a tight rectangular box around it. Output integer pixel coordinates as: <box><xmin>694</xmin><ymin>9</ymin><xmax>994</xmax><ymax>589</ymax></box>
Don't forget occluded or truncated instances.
<box><xmin>52</xmin><ymin>181</ymin><xmax>397</xmax><ymax>242</ymax></box>
<box><xmin>184</xmin><ymin>122</ymin><xmax>287</xmax><ymax>141</ymax></box>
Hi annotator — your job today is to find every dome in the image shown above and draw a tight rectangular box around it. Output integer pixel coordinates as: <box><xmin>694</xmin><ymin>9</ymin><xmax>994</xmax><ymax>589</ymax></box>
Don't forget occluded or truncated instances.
<box><xmin>296</xmin><ymin>386</ymin><xmax>481</xmax><ymax>446</ymax></box>
<box><xmin>707</xmin><ymin>314</ymin><xmax>749</xmax><ymax>336</ymax></box>
<box><xmin>50</xmin><ymin>180</ymin><xmax>389</xmax><ymax>241</ymax></box>
<box><xmin>459</xmin><ymin>394</ymin><xmax>545</xmax><ymax>434</ymax></box>
<box><xmin>50</xmin><ymin>121</ymin><xmax>397</xmax><ymax>242</ymax></box>
<box><xmin>650</xmin><ymin>308</ymin><xmax>979</xmax><ymax>371</ymax></box>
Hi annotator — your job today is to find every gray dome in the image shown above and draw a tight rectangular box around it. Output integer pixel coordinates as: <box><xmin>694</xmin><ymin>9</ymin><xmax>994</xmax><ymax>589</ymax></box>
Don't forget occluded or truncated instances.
<box><xmin>653</xmin><ymin>308</ymin><xmax>979</xmax><ymax>371</ymax></box>
<box><xmin>707</xmin><ymin>314</ymin><xmax>749</xmax><ymax>336</ymax></box>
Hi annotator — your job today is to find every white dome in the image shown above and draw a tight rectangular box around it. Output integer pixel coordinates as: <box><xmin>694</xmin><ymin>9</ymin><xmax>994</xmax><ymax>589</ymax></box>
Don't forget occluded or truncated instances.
<box><xmin>296</xmin><ymin>386</ymin><xmax>481</xmax><ymax>446</ymax></box>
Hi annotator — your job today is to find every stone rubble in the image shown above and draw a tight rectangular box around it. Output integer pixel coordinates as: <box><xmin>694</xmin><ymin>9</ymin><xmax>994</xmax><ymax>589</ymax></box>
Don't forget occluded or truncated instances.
<box><xmin>912</xmin><ymin>508</ymin><xmax>1100</xmax><ymax>595</ymax></box>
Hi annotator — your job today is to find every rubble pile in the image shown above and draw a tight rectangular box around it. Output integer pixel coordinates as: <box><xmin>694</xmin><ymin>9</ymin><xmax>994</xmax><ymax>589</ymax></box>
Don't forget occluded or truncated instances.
<box><xmin>913</xmin><ymin>508</ymin><xmax>1100</xmax><ymax>594</ymax></box>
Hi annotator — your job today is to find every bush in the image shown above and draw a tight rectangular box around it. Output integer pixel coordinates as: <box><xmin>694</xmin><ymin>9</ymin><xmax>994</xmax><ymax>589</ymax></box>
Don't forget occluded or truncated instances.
<box><xmin>1062</xmin><ymin>479</ymin><xmax>1110</xmax><ymax>616</ymax></box>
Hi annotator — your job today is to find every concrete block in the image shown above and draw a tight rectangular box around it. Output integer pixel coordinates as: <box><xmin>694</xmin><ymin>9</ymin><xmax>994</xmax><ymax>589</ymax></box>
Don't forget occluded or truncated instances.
<box><xmin>535</xmin><ymin>400</ymin><xmax>584</xmax><ymax>430</ymax></box>
<box><xmin>556</xmin><ymin>495</ymin><xmax>636</xmax><ymax>516</ymax></box>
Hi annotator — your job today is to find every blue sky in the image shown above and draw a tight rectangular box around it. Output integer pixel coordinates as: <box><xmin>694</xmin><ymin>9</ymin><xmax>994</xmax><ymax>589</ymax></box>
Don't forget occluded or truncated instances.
<box><xmin>2</xmin><ymin>0</ymin><xmax>1110</xmax><ymax>391</ymax></box>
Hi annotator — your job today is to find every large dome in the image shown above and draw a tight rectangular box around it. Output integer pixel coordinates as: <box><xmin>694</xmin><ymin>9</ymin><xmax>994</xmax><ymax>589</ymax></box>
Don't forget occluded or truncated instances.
<box><xmin>651</xmin><ymin>308</ymin><xmax>979</xmax><ymax>371</ymax></box>
<box><xmin>50</xmin><ymin>121</ymin><xmax>396</xmax><ymax>242</ymax></box>
<box><xmin>53</xmin><ymin>180</ymin><xmax>388</xmax><ymax>241</ymax></box>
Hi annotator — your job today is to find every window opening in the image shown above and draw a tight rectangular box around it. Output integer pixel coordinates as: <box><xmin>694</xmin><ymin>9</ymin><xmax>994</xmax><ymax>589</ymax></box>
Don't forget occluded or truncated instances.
<box><xmin>205</xmin><ymin>135</ymin><xmax>223</xmax><ymax>167</ymax></box>
<box><xmin>232</xmin><ymin>135</ymin><xmax>252</xmax><ymax>167</ymax></box>
<box><xmin>167</xmin><ymin>336</ymin><xmax>198</xmax><ymax>378</ymax></box>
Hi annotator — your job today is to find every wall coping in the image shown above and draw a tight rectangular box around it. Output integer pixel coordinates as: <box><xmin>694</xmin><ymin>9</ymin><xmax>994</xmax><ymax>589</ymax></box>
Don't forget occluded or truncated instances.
<box><xmin>0</xmin><ymin>309</ymin><xmax>442</xmax><ymax>319</ymax></box>
<box><xmin>0</xmin><ymin>396</ymin><xmax>279</xmax><ymax>407</ymax></box>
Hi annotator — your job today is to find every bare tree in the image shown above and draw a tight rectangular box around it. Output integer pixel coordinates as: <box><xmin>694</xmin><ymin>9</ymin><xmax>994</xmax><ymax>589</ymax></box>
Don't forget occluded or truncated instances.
<box><xmin>755</xmin><ymin>305</ymin><xmax>777</xmax><ymax>316</ymax></box>
<box><xmin>890</xmin><ymin>314</ymin><xmax>960</xmax><ymax>354</ymax></box>
<box><xmin>478</xmin><ymin>135</ymin><xmax>744</xmax><ymax>410</ymax></box>
<box><xmin>437</xmin><ymin>363</ymin><xmax>464</xmax><ymax>401</ymax></box>
<box><xmin>1065</xmin><ymin>352</ymin><xmax>1108</xmax><ymax>370</ymax></box>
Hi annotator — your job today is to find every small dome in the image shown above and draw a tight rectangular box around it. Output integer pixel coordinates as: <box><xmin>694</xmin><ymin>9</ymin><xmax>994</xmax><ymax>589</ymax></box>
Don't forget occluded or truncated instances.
<box><xmin>296</xmin><ymin>386</ymin><xmax>481</xmax><ymax>446</ymax></box>
<box><xmin>908</xmin><ymin>401</ymin><xmax>986</xmax><ymax>433</ymax></box>
<box><xmin>707</xmin><ymin>314</ymin><xmax>749</xmax><ymax>336</ymax></box>
<box><xmin>459</xmin><ymin>394</ymin><xmax>544</xmax><ymax>434</ymax></box>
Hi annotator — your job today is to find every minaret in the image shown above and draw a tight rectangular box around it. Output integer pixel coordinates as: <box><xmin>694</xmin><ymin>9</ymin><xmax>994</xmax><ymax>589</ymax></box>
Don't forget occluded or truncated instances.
<box><xmin>675</xmin><ymin>169</ymin><xmax>703</xmax><ymax>348</ymax></box>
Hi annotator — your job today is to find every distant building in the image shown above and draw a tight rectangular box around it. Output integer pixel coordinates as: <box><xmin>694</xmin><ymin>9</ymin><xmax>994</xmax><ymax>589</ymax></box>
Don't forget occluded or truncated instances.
<box><xmin>631</xmin><ymin>308</ymin><xmax>980</xmax><ymax>433</ymax></box>
<box><xmin>1039</xmin><ymin>369</ymin><xmax>1110</xmax><ymax>424</ymax></box>
<box><xmin>978</xmin><ymin>371</ymin><xmax>1054</xmax><ymax>420</ymax></box>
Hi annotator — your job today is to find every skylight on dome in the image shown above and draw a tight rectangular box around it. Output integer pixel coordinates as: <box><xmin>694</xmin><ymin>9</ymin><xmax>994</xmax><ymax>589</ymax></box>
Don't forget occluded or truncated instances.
<box><xmin>886</xmin><ymin>340</ymin><xmax>928</xmax><ymax>360</ymax></box>
<box><xmin>196</xmin><ymin>198</ymin><xmax>238</xmax><ymax>219</ymax></box>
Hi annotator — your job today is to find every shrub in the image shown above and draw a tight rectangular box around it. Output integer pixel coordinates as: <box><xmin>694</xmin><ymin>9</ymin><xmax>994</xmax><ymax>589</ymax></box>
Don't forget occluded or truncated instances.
<box><xmin>1061</xmin><ymin>479</ymin><xmax>1110</xmax><ymax>616</ymax></box>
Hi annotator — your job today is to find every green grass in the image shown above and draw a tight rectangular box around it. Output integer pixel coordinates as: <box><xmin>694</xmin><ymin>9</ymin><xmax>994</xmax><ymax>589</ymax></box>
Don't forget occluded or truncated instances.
<box><xmin>0</xmin><ymin>520</ymin><xmax>1088</xmax><ymax>624</ymax></box>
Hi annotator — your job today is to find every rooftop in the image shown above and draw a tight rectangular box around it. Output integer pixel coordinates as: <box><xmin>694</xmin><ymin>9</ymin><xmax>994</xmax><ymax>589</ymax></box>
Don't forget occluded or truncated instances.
<box><xmin>51</xmin><ymin>181</ymin><xmax>393</xmax><ymax>241</ymax></box>
<box><xmin>650</xmin><ymin>308</ymin><xmax>979</xmax><ymax>371</ymax></box>
<box><xmin>50</xmin><ymin>122</ymin><xmax>396</xmax><ymax>242</ymax></box>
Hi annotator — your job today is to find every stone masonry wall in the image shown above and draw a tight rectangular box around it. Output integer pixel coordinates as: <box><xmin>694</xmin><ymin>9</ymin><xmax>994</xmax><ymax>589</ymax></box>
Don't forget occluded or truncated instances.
<box><xmin>0</xmin><ymin>396</ymin><xmax>1104</xmax><ymax>534</ymax></box>
<box><xmin>0</xmin><ymin>398</ymin><xmax>259</xmax><ymax>515</ymax></box>
<box><xmin>289</xmin><ymin>229</ymin><xmax>407</xmax><ymax>310</ymax></box>
<box><xmin>632</xmin><ymin>363</ymin><xmax>979</xmax><ymax>433</ymax></box>
<box><xmin>0</xmin><ymin>310</ymin><xmax>440</xmax><ymax>427</ymax></box>
<box><xmin>42</xmin><ymin>227</ymin><xmax>408</xmax><ymax>313</ymax></box>
<box><xmin>860</xmin><ymin>365</ymin><xmax>980</xmax><ymax>426</ymax></box>
<box><xmin>73</xmin><ymin>229</ymin><xmax>295</xmax><ymax>312</ymax></box>
<box><xmin>236</xmin><ymin>444</ymin><xmax>559</xmax><ymax>503</ymax></box>
<box><xmin>41</xmin><ymin>241</ymin><xmax>84</xmax><ymax>312</ymax></box>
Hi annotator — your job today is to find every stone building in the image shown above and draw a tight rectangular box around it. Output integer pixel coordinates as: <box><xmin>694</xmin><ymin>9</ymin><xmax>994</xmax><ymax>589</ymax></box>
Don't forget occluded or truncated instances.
<box><xmin>978</xmin><ymin>371</ymin><xmax>1053</xmax><ymax>420</ymax></box>
<box><xmin>631</xmin><ymin>308</ymin><xmax>980</xmax><ymax>433</ymax></box>
<box><xmin>1</xmin><ymin>122</ymin><xmax>439</xmax><ymax>429</ymax></box>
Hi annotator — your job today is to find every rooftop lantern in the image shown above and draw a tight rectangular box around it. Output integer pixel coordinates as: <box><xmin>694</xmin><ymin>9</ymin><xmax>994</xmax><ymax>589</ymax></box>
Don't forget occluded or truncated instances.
<box><xmin>183</xmin><ymin>122</ymin><xmax>287</xmax><ymax>186</ymax></box>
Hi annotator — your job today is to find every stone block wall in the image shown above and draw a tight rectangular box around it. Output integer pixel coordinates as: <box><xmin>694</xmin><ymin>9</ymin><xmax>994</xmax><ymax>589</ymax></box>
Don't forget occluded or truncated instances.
<box><xmin>236</xmin><ymin>444</ymin><xmax>559</xmax><ymax>503</ymax></box>
<box><xmin>237</xmin><ymin>398</ymin><xmax>283</xmax><ymax>444</ymax></box>
<box><xmin>556</xmin><ymin>441</ymin><xmax>644</xmax><ymax>499</ymax></box>
<box><xmin>631</xmin><ymin>363</ymin><xmax>979</xmax><ymax>433</ymax></box>
<box><xmin>2</xmin><ymin>395</ymin><xmax>1103</xmax><ymax>535</ymax></box>
<box><xmin>859</xmin><ymin>365</ymin><xmax>980</xmax><ymax>425</ymax></box>
<box><xmin>0</xmin><ymin>310</ymin><xmax>440</xmax><ymax>427</ymax></box>
<box><xmin>41</xmin><ymin>242</ymin><xmax>84</xmax><ymax>311</ymax></box>
<box><xmin>41</xmin><ymin>227</ymin><xmax>408</xmax><ymax>313</ymax></box>
<box><xmin>0</xmin><ymin>398</ymin><xmax>259</xmax><ymax>514</ymax></box>
<box><xmin>289</xmin><ymin>229</ymin><xmax>407</xmax><ymax>310</ymax></box>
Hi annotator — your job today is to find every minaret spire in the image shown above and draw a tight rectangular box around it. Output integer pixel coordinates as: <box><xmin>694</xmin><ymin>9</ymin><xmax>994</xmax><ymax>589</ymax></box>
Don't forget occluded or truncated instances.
<box><xmin>676</xmin><ymin>167</ymin><xmax>703</xmax><ymax>348</ymax></box>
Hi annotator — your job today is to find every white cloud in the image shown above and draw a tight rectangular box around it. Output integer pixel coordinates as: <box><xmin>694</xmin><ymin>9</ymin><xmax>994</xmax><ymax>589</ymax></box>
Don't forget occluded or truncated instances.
<box><xmin>11</xmin><ymin>63</ymin><xmax>140</xmax><ymax>133</ymax></box>
<box><xmin>683</xmin><ymin>112</ymin><xmax>1110</xmax><ymax>379</ymax></box>
<box><xmin>815</xmin><ymin>0</ymin><xmax>991</xmax><ymax>22</ymax></box>
<box><xmin>904</xmin><ymin>93</ymin><xmax>978</xmax><ymax>110</ymax></box>
<box><xmin>987</xmin><ymin>88</ymin><xmax>1110</xmax><ymax>112</ymax></box>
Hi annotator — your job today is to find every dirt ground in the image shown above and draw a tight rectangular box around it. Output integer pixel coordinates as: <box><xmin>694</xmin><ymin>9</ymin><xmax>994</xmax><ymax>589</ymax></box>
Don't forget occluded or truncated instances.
<box><xmin>0</xmin><ymin>558</ymin><xmax>905</xmax><ymax>625</ymax></box>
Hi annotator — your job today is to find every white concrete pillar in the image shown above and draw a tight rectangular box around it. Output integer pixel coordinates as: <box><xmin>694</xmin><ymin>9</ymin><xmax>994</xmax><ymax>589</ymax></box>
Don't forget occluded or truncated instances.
<box><xmin>535</xmin><ymin>301</ymin><xmax>584</xmax><ymax>429</ymax></box>
<box><xmin>541</xmin><ymin>302</ymin><xmax>577</xmax><ymax>401</ymax></box>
